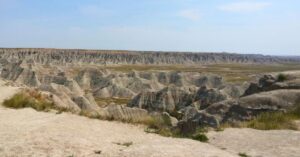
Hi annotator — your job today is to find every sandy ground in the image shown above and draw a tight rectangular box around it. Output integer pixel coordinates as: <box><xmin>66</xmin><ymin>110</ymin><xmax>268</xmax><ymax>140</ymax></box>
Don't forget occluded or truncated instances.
<box><xmin>208</xmin><ymin>128</ymin><xmax>300</xmax><ymax>157</ymax></box>
<box><xmin>0</xmin><ymin>80</ymin><xmax>20</xmax><ymax>103</ymax></box>
<box><xmin>0</xmin><ymin>80</ymin><xmax>235</xmax><ymax>157</ymax></box>
<box><xmin>0</xmin><ymin>108</ymin><xmax>236</xmax><ymax>157</ymax></box>
<box><xmin>1</xmin><ymin>79</ymin><xmax>300</xmax><ymax>157</ymax></box>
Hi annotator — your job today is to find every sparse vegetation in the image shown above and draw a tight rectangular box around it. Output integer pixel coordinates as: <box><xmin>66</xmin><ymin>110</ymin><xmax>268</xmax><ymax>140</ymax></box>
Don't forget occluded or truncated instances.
<box><xmin>217</xmin><ymin>106</ymin><xmax>300</xmax><ymax>131</ymax></box>
<box><xmin>94</xmin><ymin>150</ymin><xmax>102</xmax><ymax>154</ymax></box>
<box><xmin>145</xmin><ymin>117</ymin><xmax>209</xmax><ymax>142</ymax></box>
<box><xmin>79</xmin><ymin>110</ymin><xmax>103</xmax><ymax>119</ymax></box>
<box><xmin>242</xmin><ymin>106</ymin><xmax>300</xmax><ymax>130</ymax></box>
<box><xmin>144</xmin><ymin>116</ymin><xmax>174</xmax><ymax>136</ymax></box>
<box><xmin>2</xmin><ymin>90</ymin><xmax>68</xmax><ymax>113</ymax></box>
<box><xmin>238</xmin><ymin>152</ymin><xmax>250</xmax><ymax>157</ymax></box>
<box><xmin>95</xmin><ymin>97</ymin><xmax>131</xmax><ymax>106</ymax></box>
<box><xmin>244</xmin><ymin>112</ymin><xmax>297</xmax><ymax>130</ymax></box>
<box><xmin>277</xmin><ymin>73</ymin><xmax>288</xmax><ymax>82</ymax></box>
<box><xmin>114</xmin><ymin>142</ymin><xmax>133</xmax><ymax>147</ymax></box>
<box><xmin>191</xmin><ymin>133</ymin><xmax>209</xmax><ymax>142</ymax></box>
<box><xmin>104</xmin><ymin>63</ymin><xmax>300</xmax><ymax>83</ymax></box>
<box><xmin>3</xmin><ymin>91</ymin><xmax>54</xmax><ymax>111</ymax></box>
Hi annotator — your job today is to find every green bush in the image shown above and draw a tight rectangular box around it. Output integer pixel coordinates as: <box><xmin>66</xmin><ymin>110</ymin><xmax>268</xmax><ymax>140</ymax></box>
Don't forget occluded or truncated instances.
<box><xmin>192</xmin><ymin>133</ymin><xmax>209</xmax><ymax>142</ymax></box>
<box><xmin>277</xmin><ymin>73</ymin><xmax>288</xmax><ymax>82</ymax></box>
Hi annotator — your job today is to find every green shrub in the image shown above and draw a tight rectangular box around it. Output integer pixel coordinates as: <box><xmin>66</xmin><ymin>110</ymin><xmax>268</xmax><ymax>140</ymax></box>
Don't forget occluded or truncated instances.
<box><xmin>277</xmin><ymin>73</ymin><xmax>288</xmax><ymax>82</ymax></box>
<box><xmin>192</xmin><ymin>133</ymin><xmax>209</xmax><ymax>142</ymax></box>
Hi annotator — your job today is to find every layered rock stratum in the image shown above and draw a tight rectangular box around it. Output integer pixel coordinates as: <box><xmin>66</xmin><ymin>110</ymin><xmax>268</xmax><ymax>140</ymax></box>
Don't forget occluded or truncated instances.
<box><xmin>1</xmin><ymin>48</ymin><xmax>300</xmax><ymax>65</ymax></box>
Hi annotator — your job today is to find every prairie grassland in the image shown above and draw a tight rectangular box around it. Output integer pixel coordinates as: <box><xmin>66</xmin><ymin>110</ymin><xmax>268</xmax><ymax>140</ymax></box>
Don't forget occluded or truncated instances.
<box><xmin>95</xmin><ymin>97</ymin><xmax>131</xmax><ymax>106</ymax></box>
<box><xmin>58</xmin><ymin>63</ymin><xmax>300</xmax><ymax>83</ymax></box>
<box><xmin>104</xmin><ymin>63</ymin><xmax>300</xmax><ymax>83</ymax></box>
<box><xmin>220</xmin><ymin>105</ymin><xmax>300</xmax><ymax>130</ymax></box>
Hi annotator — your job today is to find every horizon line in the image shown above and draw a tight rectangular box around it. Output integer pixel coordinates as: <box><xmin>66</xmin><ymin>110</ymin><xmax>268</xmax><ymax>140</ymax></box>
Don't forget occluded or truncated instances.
<box><xmin>0</xmin><ymin>47</ymin><xmax>298</xmax><ymax>58</ymax></box>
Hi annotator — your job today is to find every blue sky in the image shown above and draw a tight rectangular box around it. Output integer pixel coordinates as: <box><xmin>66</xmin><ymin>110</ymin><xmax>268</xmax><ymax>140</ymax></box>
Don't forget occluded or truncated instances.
<box><xmin>0</xmin><ymin>0</ymin><xmax>299</xmax><ymax>56</ymax></box>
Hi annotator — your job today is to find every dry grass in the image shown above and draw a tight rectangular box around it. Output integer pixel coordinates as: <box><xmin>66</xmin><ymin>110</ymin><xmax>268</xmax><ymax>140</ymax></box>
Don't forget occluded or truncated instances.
<box><xmin>242</xmin><ymin>112</ymin><xmax>298</xmax><ymax>130</ymax></box>
<box><xmin>103</xmin><ymin>63</ymin><xmax>300</xmax><ymax>83</ymax></box>
<box><xmin>221</xmin><ymin>106</ymin><xmax>300</xmax><ymax>130</ymax></box>
<box><xmin>2</xmin><ymin>90</ymin><xmax>68</xmax><ymax>113</ymax></box>
<box><xmin>3</xmin><ymin>90</ymin><xmax>54</xmax><ymax>111</ymax></box>
<box><xmin>79</xmin><ymin>110</ymin><xmax>104</xmax><ymax>119</ymax></box>
<box><xmin>95</xmin><ymin>97</ymin><xmax>131</xmax><ymax>106</ymax></box>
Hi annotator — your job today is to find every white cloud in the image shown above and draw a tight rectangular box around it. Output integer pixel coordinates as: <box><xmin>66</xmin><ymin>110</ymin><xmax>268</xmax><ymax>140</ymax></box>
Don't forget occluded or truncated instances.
<box><xmin>178</xmin><ymin>9</ymin><xmax>201</xmax><ymax>21</ymax></box>
<box><xmin>219</xmin><ymin>2</ymin><xmax>271</xmax><ymax>12</ymax></box>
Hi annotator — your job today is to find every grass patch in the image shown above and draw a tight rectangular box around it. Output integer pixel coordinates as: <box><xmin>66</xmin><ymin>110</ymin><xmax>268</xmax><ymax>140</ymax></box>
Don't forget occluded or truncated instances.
<box><xmin>2</xmin><ymin>90</ymin><xmax>68</xmax><ymax>113</ymax></box>
<box><xmin>144</xmin><ymin>116</ymin><xmax>172</xmax><ymax>135</ymax></box>
<box><xmin>218</xmin><ymin>106</ymin><xmax>300</xmax><ymax>131</ymax></box>
<box><xmin>3</xmin><ymin>91</ymin><xmax>55</xmax><ymax>111</ymax></box>
<box><xmin>242</xmin><ymin>106</ymin><xmax>300</xmax><ymax>130</ymax></box>
<box><xmin>244</xmin><ymin>112</ymin><xmax>297</xmax><ymax>130</ymax></box>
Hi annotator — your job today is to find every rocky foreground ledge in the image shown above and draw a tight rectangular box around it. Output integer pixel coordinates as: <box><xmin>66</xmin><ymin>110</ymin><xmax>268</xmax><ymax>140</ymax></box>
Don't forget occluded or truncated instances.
<box><xmin>0</xmin><ymin>81</ymin><xmax>300</xmax><ymax>157</ymax></box>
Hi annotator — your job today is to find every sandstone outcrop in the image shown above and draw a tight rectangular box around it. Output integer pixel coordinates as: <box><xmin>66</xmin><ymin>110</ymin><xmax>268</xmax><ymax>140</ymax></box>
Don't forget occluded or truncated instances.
<box><xmin>243</xmin><ymin>74</ymin><xmax>300</xmax><ymax>96</ymax></box>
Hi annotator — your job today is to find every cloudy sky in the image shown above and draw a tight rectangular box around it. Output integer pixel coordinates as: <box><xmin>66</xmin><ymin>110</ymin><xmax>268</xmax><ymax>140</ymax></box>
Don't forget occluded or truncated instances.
<box><xmin>0</xmin><ymin>0</ymin><xmax>299</xmax><ymax>55</ymax></box>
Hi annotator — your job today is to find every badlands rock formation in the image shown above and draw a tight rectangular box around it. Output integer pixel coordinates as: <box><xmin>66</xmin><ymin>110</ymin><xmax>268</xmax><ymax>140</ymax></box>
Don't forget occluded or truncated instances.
<box><xmin>1</xmin><ymin>48</ymin><xmax>300</xmax><ymax>65</ymax></box>
<box><xmin>175</xmin><ymin>74</ymin><xmax>300</xmax><ymax>132</ymax></box>
<box><xmin>1</xmin><ymin>73</ymin><xmax>300</xmax><ymax>157</ymax></box>
<box><xmin>0</xmin><ymin>48</ymin><xmax>300</xmax><ymax>134</ymax></box>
